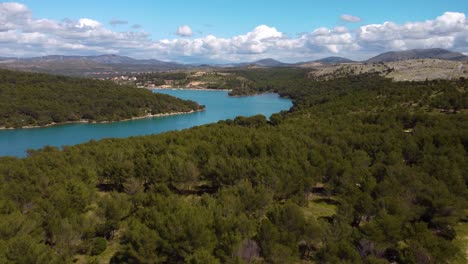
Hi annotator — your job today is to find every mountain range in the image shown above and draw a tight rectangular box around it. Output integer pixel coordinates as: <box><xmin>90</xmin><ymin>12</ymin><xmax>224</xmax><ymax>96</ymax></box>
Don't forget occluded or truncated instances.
<box><xmin>312</xmin><ymin>56</ymin><xmax>355</xmax><ymax>63</ymax></box>
<box><xmin>0</xmin><ymin>55</ymin><xmax>184</xmax><ymax>76</ymax></box>
<box><xmin>1</xmin><ymin>54</ymin><xmax>182</xmax><ymax>67</ymax></box>
<box><xmin>365</xmin><ymin>48</ymin><xmax>468</xmax><ymax>63</ymax></box>
<box><xmin>0</xmin><ymin>48</ymin><xmax>466</xmax><ymax>76</ymax></box>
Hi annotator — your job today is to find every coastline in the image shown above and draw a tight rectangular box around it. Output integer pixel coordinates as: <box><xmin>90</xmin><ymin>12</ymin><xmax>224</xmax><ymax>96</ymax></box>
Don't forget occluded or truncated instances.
<box><xmin>0</xmin><ymin>109</ymin><xmax>204</xmax><ymax>130</ymax></box>
<box><xmin>143</xmin><ymin>87</ymin><xmax>232</xmax><ymax>92</ymax></box>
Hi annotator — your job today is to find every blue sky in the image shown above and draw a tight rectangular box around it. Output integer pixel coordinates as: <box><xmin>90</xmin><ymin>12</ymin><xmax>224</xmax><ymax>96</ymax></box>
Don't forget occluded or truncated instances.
<box><xmin>1</xmin><ymin>1</ymin><xmax>468</xmax><ymax>62</ymax></box>
<box><xmin>18</xmin><ymin>0</ymin><xmax>468</xmax><ymax>39</ymax></box>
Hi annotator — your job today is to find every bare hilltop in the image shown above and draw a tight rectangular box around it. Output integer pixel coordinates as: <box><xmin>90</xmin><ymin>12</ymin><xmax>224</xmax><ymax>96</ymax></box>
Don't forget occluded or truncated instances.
<box><xmin>308</xmin><ymin>59</ymin><xmax>468</xmax><ymax>81</ymax></box>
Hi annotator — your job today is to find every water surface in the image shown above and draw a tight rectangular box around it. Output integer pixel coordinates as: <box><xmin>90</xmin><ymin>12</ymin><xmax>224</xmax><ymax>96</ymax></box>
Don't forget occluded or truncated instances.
<box><xmin>0</xmin><ymin>89</ymin><xmax>292</xmax><ymax>157</ymax></box>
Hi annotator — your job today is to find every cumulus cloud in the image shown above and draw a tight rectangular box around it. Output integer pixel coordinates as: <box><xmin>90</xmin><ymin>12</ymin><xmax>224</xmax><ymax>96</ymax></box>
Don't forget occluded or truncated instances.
<box><xmin>0</xmin><ymin>2</ymin><xmax>30</xmax><ymax>31</ymax></box>
<box><xmin>0</xmin><ymin>2</ymin><xmax>467</xmax><ymax>62</ymax></box>
<box><xmin>356</xmin><ymin>12</ymin><xmax>468</xmax><ymax>52</ymax></box>
<box><xmin>76</xmin><ymin>18</ymin><xmax>101</xmax><ymax>28</ymax></box>
<box><xmin>109</xmin><ymin>19</ymin><xmax>128</xmax><ymax>26</ymax></box>
<box><xmin>341</xmin><ymin>14</ymin><xmax>361</xmax><ymax>23</ymax></box>
<box><xmin>299</xmin><ymin>26</ymin><xmax>359</xmax><ymax>54</ymax></box>
<box><xmin>176</xmin><ymin>25</ymin><xmax>192</xmax><ymax>37</ymax></box>
<box><xmin>0</xmin><ymin>2</ymin><xmax>151</xmax><ymax>57</ymax></box>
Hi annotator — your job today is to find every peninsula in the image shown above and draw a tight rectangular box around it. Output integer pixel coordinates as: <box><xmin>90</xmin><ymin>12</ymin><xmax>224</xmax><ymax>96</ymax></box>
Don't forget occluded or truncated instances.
<box><xmin>0</xmin><ymin>69</ymin><xmax>204</xmax><ymax>129</ymax></box>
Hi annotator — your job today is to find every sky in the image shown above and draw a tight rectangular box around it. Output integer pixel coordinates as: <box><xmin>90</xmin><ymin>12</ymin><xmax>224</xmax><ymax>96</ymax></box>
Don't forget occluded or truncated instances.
<box><xmin>1</xmin><ymin>0</ymin><xmax>468</xmax><ymax>63</ymax></box>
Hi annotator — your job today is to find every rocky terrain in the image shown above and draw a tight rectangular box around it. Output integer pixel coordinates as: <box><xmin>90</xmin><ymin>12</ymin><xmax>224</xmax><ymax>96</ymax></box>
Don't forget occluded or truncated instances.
<box><xmin>366</xmin><ymin>48</ymin><xmax>468</xmax><ymax>63</ymax></box>
<box><xmin>309</xmin><ymin>59</ymin><xmax>468</xmax><ymax>81</ymax></box>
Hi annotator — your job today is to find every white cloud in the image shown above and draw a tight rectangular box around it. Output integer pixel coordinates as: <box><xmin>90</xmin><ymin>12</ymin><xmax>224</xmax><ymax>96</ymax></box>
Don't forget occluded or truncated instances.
<box><xmin>333</xmin><ymin>26</ymin><xmax>349</xmax><ymax>33</ymax></box>
<box><xmin>341</xmin><ymin>14</ymin><xmax>361</xmax><ymax>23</ymax></box>
<box><xmin>76</xmin><ymin>18</ymin><xmax>101</xmax><ymax>29</ymax></box>
<box><xmin>304</xmin><ymin>27</ymin><xmax>358</xmax><ymax>53</ymax></box>
<box><xmin>176</xmin><ymin>25</ymin><xmax>192</xmax><ymax>37</ymax></box>
<box><xmin>356</xmin><ymin>12</ymin><xmax>468</xmax><ymax>52</ymax></box>
<box><xmin>0</xmin><ymin>2</ymin><xmax>30</xmax><ymax>31</ymax></box>
<box><xmin>245</xmin><ymin>25</ymin><xmax>283</xmax><ymax>40</ymax></box>
<box><xmin>0</xmin><ymin>2</ymin><xmax>467</xmax><ymax>62</ymax></box>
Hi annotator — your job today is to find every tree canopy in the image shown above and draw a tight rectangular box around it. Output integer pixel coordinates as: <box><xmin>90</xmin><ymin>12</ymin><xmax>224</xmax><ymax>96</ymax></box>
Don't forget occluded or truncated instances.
<box><xmin>0</xmin><ymin>69</ymin><xmax>202</xmax><ymax>128</ymax></box>
<box><xmin>0</xmin><ymin>70</ymin><xmax>466</xmax><ymax>263</ymax></box>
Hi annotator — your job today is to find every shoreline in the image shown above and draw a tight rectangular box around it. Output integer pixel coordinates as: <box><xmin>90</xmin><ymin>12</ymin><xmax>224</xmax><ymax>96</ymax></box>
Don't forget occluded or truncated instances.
<box><xmin>148</xmin><ymin>87</ymin><xmax>278</xmax><ymax>97</ymax></box>
<box><xmin>142</xmin><ymin>87</ymin><xmax>232</xmax><ymax>92</ymax></box>
<box><xmin>0</xmin><ymin>109</ymin><xmax>204</xmax><ymax>130</ymax></box>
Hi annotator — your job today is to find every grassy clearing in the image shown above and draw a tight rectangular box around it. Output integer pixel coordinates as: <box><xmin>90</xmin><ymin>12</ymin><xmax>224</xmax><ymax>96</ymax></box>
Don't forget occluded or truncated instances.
<box><xmin>73</xmin><ymin>228</ymin><xmax>123</xmax><ymax>264</ymax></box>
<box><xmin>95</xmin><ymin>238</ymin><xmax>122</xmax><ymax>264</ymax></box>
<box><xmin>302</xmin><ymin>195</ymin><xmax>338</xmax><ymax>220</ymax></box>
<box><xmin>451</xmin><ymin>222</ymin><xmax>468</xmax><ymax>264</ymax></box>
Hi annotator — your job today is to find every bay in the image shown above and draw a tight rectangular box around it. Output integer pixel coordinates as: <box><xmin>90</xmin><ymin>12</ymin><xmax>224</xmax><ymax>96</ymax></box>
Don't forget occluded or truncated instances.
<box><xmin>0</xmin><ymin>89</ymin><xmax>292</xmax><ymax>157</ymax></box>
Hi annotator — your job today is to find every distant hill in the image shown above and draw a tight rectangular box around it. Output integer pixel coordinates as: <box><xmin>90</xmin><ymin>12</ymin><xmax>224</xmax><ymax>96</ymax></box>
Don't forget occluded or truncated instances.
<box><xmin>217</xmin><ymin>58</ymin><xmax>293</xmax><ymax>68</ymax></box>
<box><xmin>0</xmin><ymin>57</ymin><xmax>14</xmax><ymax>61</ymax></box>
<box><xmin>314</xmin><ymin>56</ymin><xmax>355</xmax><ymax>63</ymax></box>
<box><xmin>309</xmin><ymin>59</ymin><xmax>468</xmax><ymax>82</ymax></box>
<box><xmin>366</xmin><ymin>48</ymin><xmax>468</xmax><ymax>63</ymax></box>
<box><xmin>294</xmin><ymin>57</ymin><xmax>354</xmax><ymax>68</ymax></box>
<box><xmin>250</xmin><ymin>58</ymin><xmax>292</xmax><ymax>67</ymax></box>
<box><xmin>1</xmin><ymin>49</ymin><xmax>467</xmax><ymax>76</ymax></box>
<box><xmin>20</xmin><ymin>54</ymin><xmax>184</xmax><ymax>67</ymax></box>
<box><xmin>0</xmin><ymin>54</ymin><xmax>188</xmax><ymax>76</ymax></box>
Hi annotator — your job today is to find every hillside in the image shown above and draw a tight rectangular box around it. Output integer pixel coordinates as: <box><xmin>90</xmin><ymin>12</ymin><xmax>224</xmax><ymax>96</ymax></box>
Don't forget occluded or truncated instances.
<box><xmin>295</xmin><ymin>57</ymin><xmax>355</xmax><ymax>68</ymax></box>
<box><xmin>0</xmin><ymin>69</ymin><xmax>203</xmax><ymax>128</ymax></box>
<box><xmin>20</xmin><ymin>54</ymin><xmax>182</xmax><ymax>67</ymax></box>
<box><xmin>1</xmin><ymin>49</ymin><xmax>467</xmax><ymax>77</ymax></box>
<box><xmin>309</xmin><ymin>59</ymin><xmax>468</xmax><ymax>81</ymax></box>
<box><xmin>216</xmin><ymin>58</ymin><xmax>293</xmax><ymax>68</ymax></box>
<box><xmin>366</xmin><ymin>48</ymin><xmax>468</xmax><ymax>63</ymax></box>
<box><xmin>0</xmin><ymin>55</ymin><xmax>187</xmax><ymax>76</ymax></box>
<box><xmin>127</xmin><ymin>59</ymin><xmax>468</xmax><ymax>93</ymax></box>
<box><xmin>250</xmin><ymin>58</ymin><xmax>292</xmax><ymax>67</ymax></box>
<box><xmin>313</xmin><ymin>56</ymin><xmax>355</xmax><ymax>63</ymax></box>
<box><xmin>0</xmin><ymin>72</ymin><xmax>466</xmax><ymax>263</ymax></box>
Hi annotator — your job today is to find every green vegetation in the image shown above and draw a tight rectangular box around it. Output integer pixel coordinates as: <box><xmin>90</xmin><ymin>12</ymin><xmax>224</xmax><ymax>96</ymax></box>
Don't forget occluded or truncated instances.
<box><xmin>0</xmin><ymin>69</ymin><xmax>202</xmax><ymax>128</ymax></box>
<box><xmin>451</xmin><ymin>217</ymin><xmax>468</xmax><ymax>264</ymax></box>
<box><xmin>137</xmin><ymin>72</ymin><xmax>189</xmax><ymax>87</ymax></box>
<box><xmin>90</xmin><ymin>237</ymin><xmax>108</xmax><ymax>256</ymax></box>
<box><xmin>135</xmin><ymin>70</ymin><xmax>251</xmax><ymax>90</ymax></box>
<box><xmin>303</xmin><ymin>196</ymin><xmax>338</xmax><ymax>221</ymax></box>
<box><xmin>0</xmin><ymin>70</ymin><xmax>467</xmax><ymax>263</ymax></box>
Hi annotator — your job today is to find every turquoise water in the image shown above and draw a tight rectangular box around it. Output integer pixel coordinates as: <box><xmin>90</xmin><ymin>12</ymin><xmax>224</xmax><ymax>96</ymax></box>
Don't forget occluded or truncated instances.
<box><xmin>0</xmin><ymin>89</ymin><xmax>292</xmax><ymax>157</ymax></box>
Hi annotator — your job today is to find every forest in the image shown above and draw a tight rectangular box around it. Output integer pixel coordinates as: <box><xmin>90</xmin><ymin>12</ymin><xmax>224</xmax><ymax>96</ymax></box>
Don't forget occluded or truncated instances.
<box><xmin>0</xmin><ymin>69</ymin><xmax>202</xmax><ymax>128</ymax></box>
<box><xmin>0</xmin><ymin>69</ymin><xmax>466</xmax><ymax>263</ymax></box>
